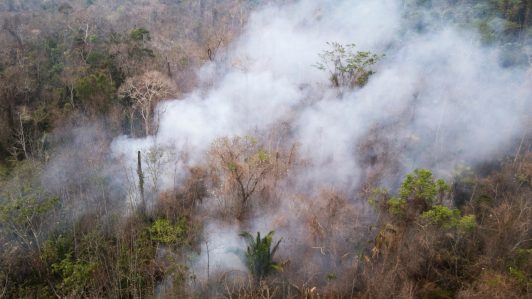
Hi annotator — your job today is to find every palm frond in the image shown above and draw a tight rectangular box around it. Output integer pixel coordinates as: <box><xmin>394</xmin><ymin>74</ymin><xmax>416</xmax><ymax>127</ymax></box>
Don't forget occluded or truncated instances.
<box><xmin>240</xmin><ymin>230</ymin><xmax>282</xmax><ymax>280</ymax></box>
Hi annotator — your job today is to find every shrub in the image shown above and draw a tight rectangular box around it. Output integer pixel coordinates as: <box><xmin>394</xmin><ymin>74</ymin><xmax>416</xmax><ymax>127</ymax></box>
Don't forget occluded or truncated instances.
<box><xmin>371</xmin><ymin>169</ymin><xmax>450</xmax><ymax>221</ymax></box>
<box><xmin>129</xmin><ymin>28</ymin><xmax>151</xmax><ymax>42</ymax></box>
<box><xmin>149</xmin><ymin>218</ymin><xmax>187</xmax><ymax>245</ymax></box>
<box><xmin>51</xmin><ymin>254</ymin><xmax>97</xmax><ymax>296</ymax></box>
<box><xmin>422</xmin><ymin>205</ymin><xmax>477</xmax><ymax>231</ymax></box>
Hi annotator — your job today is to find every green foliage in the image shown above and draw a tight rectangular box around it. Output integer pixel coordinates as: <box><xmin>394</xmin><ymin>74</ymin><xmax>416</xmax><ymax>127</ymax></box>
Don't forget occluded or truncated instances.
<box><xmin>75</xmin><ymin>71</ymin><xmax>115</xmax><ymax>100</ymax></box>
<box><xmin>149</xmin><ymin>218</ymin><xmax>187</xmax><ymax>244</ymax></box>
<box><xmin>457</xmin><ymin>214</ymin><xmax>477</xmax><ymax>231</ymax></box>
<box><xmin>227</xmin><ymin>161</ymin><xmax>238</xmax><ymax>172</ymax></box>
<box><xmin>370</xmin><ymin>169</ymin><xmax>451</xmax><ymax>220</ymax></box>
<box><xmin>478</xmin><ymin>20</ymin><xmax>497</xmax><ymax>43</ymax></box>
<box><xmin>326</xmin><ymin>272</ymin><xmax>337</xmax><ymax>281</ymax></box>
<box><xmin>509</xmin><ymin>248</ymin><xmax>532</xmax><ymax>289</ymax></box>
<box><xmin>129</xmin><ymin>28</ymin><xmax>151</xmax><ymax>42</ymax></box>
<box><xmin>0</xmin><ymin>187</ymin><xmax>59</xmax><ymax>227</ymax></box>
<box><xmin>244</xmin><ymin>135</ymin><xmax>258</xmax><ymax>145</ymax></box>
<box><xmin>58</xmin><ymin>3</ymin><xmax>73</xmax><ymax>14</ymax></box>
<box><xmin>51</xmin><ymin>253</ymin><xmax>97</xmax><ymax>295</ymax></box>
<box><xmin>493</xmin><ymin>0</ymin><xmax>531</xmax><ymax>29</ymax></box>
<box><xmin>0</xmin><ymin>164</ymin><xmax>9</xmax><ymax>179</ymax></box>
<box><xmin>74</xmin><ymin>71</ymin><xmax>116</xmax><ymax>113</ymax></box>
<box><xmin>49</xmin><ymin>63</ymin><xmax>64</xmax><ymax>78</ymax></box>
<box><xmin>41</xmin><ymin>235</ymin><xmax>89</xmax><ymax>296</ymax></box>
<box><xmin>86</xmin><ymin>50</ymin><xmax>111</xmax><ymax>69</ymax></box>
<box><xmin>115</xmin><ymin>220</ymin><xmax>158</xmax><ymax>297</ymax></box>
<box><xmin>32</xmin><ymin>104</ymin><xmax>51</xmax><ymax>129</ymax></box>
<box><xmin>129</xmin><ymin>46</ymin><xmax>155</xmax><ymax>60</ymax></box>
<box><xmin>254</xmin><ymin>149</ymin><xmax>270</xmax><ymax>164</ymax></box>
<box><xmin>315</xmin><ymin>42</ymin><xmax>383</xmax><ymax>88</ymax></box>
<box><xmin>421</xmin><ymin>205</ymin><xmax>460</xmax><ymax>229</ymax></box>
<box><xmin>368</xmin><ymin>187</ymin><xmax>388</xmax><ymax>207</ymax></box>
<box><xmin>387</xmin><ymin>197</ymin><xmax>407</xmax><ymax>215</ymax></box>
<box><xmin>508</xmin><ymin>266</ymin><xmax>528</xmax><ymax>286</ymax></box>
<box><xmin>422</xmin><ymin>205</ymin><xmax>476</xmax><ymax>230</ymax></box>
<box><xmin>41</xmin><ymin>235</ymin><xmax>72</xmax><ymax>264</ymax></box>
<box><xmin>240</xmin><ymin>231</ymin><xmax>282</xmax><ymax>280</ymax></box>
<box><xmin>399</xmin><ymin>168</ymin><xmax>448</xmax><ymax>206</ymax></box>
<box><xmin>0</xmin><ymin>2</ymin><xmax>530</xmax><ymax>297</ymax></box>
<box><xmin>127</xmin><ymin>28</ymin><xmax>155</xmax><ymax>60</ymax></box>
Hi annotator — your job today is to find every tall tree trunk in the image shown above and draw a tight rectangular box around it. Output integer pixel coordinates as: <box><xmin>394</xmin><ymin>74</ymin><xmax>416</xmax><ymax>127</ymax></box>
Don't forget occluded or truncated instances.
<box><xmin>137</xmin><ymin>151</ymin><xmax>146</xmax><ymax>216</ymax></box>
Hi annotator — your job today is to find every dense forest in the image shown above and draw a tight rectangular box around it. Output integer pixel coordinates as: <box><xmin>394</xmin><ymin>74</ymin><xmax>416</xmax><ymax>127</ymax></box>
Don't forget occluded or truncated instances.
<box><xmin>0</xmin><ymin>0</ymin><xmax>531</xmax><ymax>298</ymax></box>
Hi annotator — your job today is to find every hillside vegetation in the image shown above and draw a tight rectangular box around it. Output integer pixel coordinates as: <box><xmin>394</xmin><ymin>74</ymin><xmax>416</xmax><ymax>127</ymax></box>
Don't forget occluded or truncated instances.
<box><xmin>0</xmin><ymin>0</ymin><xmax>531</xmax><ymax>298</ymax></box>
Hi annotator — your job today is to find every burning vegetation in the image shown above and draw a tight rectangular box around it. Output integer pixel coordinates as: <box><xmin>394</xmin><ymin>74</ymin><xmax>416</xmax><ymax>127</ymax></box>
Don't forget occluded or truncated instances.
<box><xmin>0</xmin><ymin>0</ymin><xmax>531</xmax><ymax>298</ymax></box>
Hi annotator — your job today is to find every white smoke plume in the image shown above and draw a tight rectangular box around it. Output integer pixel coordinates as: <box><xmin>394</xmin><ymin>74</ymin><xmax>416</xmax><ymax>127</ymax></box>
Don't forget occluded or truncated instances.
<box><xmin>110</xmin><ymin>0</ymin><xmax>531</xmax><ymax>280</ymax></box>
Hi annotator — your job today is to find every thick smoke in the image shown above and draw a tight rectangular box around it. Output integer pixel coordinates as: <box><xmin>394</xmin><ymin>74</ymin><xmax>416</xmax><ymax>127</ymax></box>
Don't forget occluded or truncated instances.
<box><xmin>110</xmin><ymin>0</ymin><xmax>531</xmax><ymax>281</ymax></box>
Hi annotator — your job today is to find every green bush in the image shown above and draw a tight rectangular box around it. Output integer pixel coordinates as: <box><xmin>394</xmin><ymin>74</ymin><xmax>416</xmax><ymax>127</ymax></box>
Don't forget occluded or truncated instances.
<box><xmin>149</xmin><ymin>218</ymin><xmax>187</xmax><ymax>244</ymax></box>
<box><xmin>372</xmin><ymin>169</ymin><xmax>450</xmax><ymax>219</ymax></box>
<box><xmin>129</xmin><ymin>28</ymin><xmax>151</xmax><ymax>41</ymax></box>
<box><xmin>51</xmin><ymin>254</ymin><xmax>97</xmax><ymax>296</ymax></box>
<box><xmin>422</xmin><ymin>205</ymin><xmax>476</xmax><ymax>231</ymax></box>
<box><xmin>0</xmin><ymin>187</ymin><xmax>59</xmax><ymax>243</ymax></box>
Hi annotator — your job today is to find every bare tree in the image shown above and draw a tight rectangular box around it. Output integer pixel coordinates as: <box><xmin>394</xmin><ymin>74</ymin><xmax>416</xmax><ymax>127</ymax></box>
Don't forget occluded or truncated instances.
<box><xmin>119</xmin><ymin>71</ymin><xmax>177</xmax><ymax>136</ymax></box>
<box><xmin>11</xmin><ymin>110</ymin><xmax>29</xmax><ymax>160</ymax></box>
<box><xmin>207</xmin><ymin>135</ymin><xmax>298</xmax><ymax>219</ymax></box>
<box><xmin>209</xmin><ymin>136</ymin><xmax>273</xmax><ymax>214</ymax></box>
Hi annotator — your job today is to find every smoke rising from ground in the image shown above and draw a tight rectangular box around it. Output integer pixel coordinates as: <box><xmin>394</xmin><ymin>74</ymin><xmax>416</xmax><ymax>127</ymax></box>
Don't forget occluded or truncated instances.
<box><xmin>110</xmin><ymin>0</ymin><xmax>531</xmax><ymax>280</ymax></box>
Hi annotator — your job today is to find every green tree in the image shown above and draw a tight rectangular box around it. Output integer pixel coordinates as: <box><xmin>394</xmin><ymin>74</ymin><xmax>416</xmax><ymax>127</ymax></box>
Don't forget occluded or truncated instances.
<box><xmin>370</xmin><ymin>169</ymin><xmax>449</xmax><ymax>221</ymax></box>
<box><xmin>127</xmin><ymin>28</ymin><xmax>155</xmax><ymax>61</ymax></box>
<box><xmin>239</xmin><ymin>231</ymin><xmax>282</xmax><ymax>280</ymax></box>
<box><xmin>74</xmin><ymin>71</ymin><xmax>116</xmax><ymax>114</ymax></box>
<box><xmin>398</xmin><ymin>168</ymin><xmax>449</xmax><ymax>209</ymax></box>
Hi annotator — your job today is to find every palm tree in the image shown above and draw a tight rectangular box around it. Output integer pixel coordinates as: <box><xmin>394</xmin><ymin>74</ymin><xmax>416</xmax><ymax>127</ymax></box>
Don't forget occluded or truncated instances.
<box><xmin>239</xmin><ymin>231</ymin><xmax>282</xmax><ymax>280</ymax></box>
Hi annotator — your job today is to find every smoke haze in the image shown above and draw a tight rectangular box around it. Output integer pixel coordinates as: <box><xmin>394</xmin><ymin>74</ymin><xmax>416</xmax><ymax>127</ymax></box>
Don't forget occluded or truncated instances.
<box><xmin>109</xmin><ymin>0</ymin><xmax>531</xmax><ymax>279</ymax></box>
